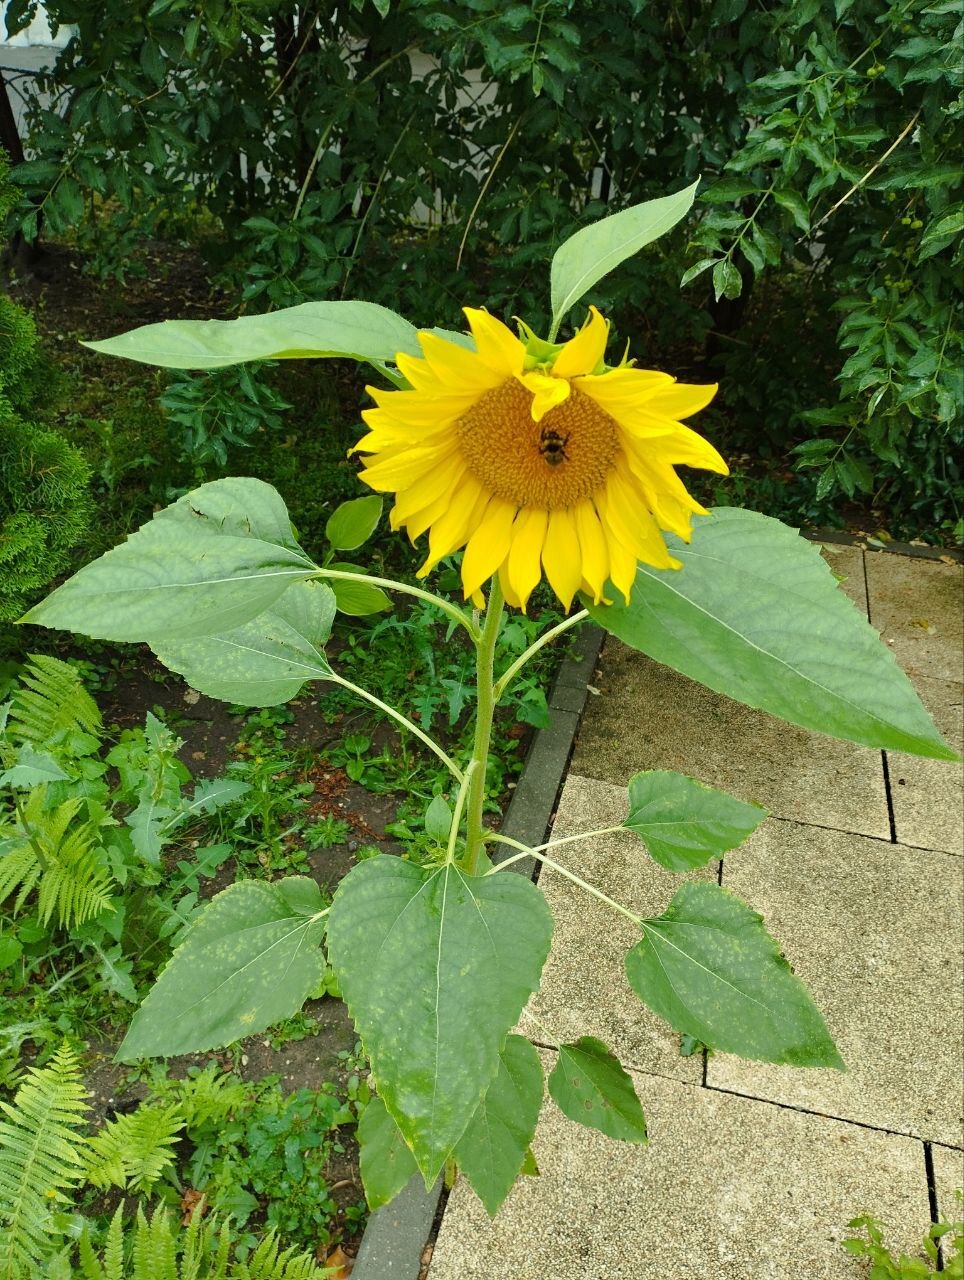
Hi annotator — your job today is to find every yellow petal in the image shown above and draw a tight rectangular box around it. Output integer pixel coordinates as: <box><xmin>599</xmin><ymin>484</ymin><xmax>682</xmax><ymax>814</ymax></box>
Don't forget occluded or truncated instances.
<box><xmin>653</xmin><ymin>424</ymin><xmax>729</xmax><ymax>474</ymax></box>
<box><xmin>416</xmin><ymin>331</ymin><xmax>504</xmax><ymax>394</ymax></box>
<box><xmin>573</xmin><ymin>499</ymin><xmax>609</xmax><ymax>602</ymax></box>
<box><xmin>577</xmin><ymin>368</ymin><xmax>678</xmax><ymax>436</ymax></box>
<box><xmin>518</xmin><ymin>370</ymin><xmax>570</xmax><ymax>422</ymax></box>
<box><xmin>604</xmin><ymin>467</ymin><xmax>678</xmax><ymax>571</ymax></box>
<box><xmin>552</xmin><ymin>306</ymin><xmax>609</xmax><ymax>378</ymax></box>
<box><xmin>417</xmin><ymin>476</ymin><xmax>483</xmax><ymax>575</ymax></box>
<box><xmin>407</xmin><ymin>492</ymin><xmax>456</xmax><ymax>542</ymax></box>
<box><xmin>464</xmin><ymin>308</ymin><xmax>526</xmax><ymax>378</ymax></box>
<box><xmin>542</xmin><ymin>509</ymin><xmax>582</xmax><ymax>610</ymax></box>
<box><xmin>507</xmin><ymin>507</ymin><xmax>548</xmax><ymax>612</ymax></box>
<box><xmin>498</xmin><ymin>564</ymin><xmax>522</xmax><ymax>609</ymax></box>
<box><xmin>645</xmin><ymin>381</ymin><xmax>718</xmax><ymax>420</ymax></box>
<box><xmin>596</xmin><ymin>490</ymin><xmax>640</xmax><ymax>604</ymax></box>
<box><xmin>390</xmin><ymin>453</ymin><xmax>468</xmax><ymax>524</ymax></box>
<box><xmin>461</xmin><ymin>498</ymin><xmax>518</xmax><ymax>598</ymax></box>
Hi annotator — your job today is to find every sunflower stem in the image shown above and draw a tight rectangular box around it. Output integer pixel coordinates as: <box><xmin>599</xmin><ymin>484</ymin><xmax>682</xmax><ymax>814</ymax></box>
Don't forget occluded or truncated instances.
<box><xmin>326</xmin><ymin>672</ymin><xmax>464</xmax><ymax>783</ymax></box>
<box><xmin>446</xmin><ymin>759</ymin><xmax>477</xmax><ymax>863</ymax></box>
<box><xmin>463</xmin><ymin>578</ymin><xmax>504</xmax><ymax>873</ymax></box>
<box><xmin>485</xmin><ymin>832</ymin><xmax>642</xmax><ymax>924</ymax></box>
<box><xmin>493</xmin><ymin>608</ymin><xmax>589</xmax><ymax>700</ymax></box>
<box><xmin>310</xmin><ymin>568</ymin><xmax>480</xmax><ymax>641</ymax></box>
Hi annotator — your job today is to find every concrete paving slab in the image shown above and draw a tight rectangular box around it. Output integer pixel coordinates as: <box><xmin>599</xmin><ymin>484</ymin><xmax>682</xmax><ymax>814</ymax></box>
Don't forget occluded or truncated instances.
<box><xmin>706</xmin><ymin>820</ymin><xmax>963</xmax><ymax>1146</ymax></box>
<box><xmin>572</xmin><ymin>644</ymin><xmax>891</xmax><ymax>839</ymax></box>
<box><xmin>932</xmin><ymin>1142</ymin><xmax>964</xmax><ymax>1227</ymax></box>
<box><xmin>886</xmin><ymin>674</ymin><xmax>963</xmax><ymax>854</ymax></box>
<box><xmin>430</xmin><ymin>1065</ymin><xmax>932</xmax><ymax>1280</ymax></box>
<box><xmin>865</xmin><ymin>552</ymin><xmax>964</xmax><ymax>683</ymax></box>
<box><xmin>527</xmin><ymin>773</ymin><xmax>706</xmax><ymax>1083</ymax></box>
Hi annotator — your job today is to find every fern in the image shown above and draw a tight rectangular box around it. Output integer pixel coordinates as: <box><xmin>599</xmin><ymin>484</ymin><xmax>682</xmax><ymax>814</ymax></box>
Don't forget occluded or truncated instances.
<box><xmin>0</xmin><ymin>787</ymin><xmax>115</xmax><ymax>928</ymax></box>
<box><xmin>85</xmin><ymin>1102</ymin><xmax>185</xmax><ymax>1194</ymax></box>
<box><xmin>0</xmin><ymin>1043</ymin><xmax>91</xmax><ymax>1280</ymax></box>
<box><xmin>6</xmin><ymin>654</ymin><xmax>101</xmax><ymax>753</ymax></box>
<box><xmin>154</xmin><ymin>1063</ymin><xmax>251</xmax><ymax>1131</ymax></box>
<box><xmin>75</xmin><ymin>1204</ymin><xmax>332</xmax><ymax>1280</ymax></box>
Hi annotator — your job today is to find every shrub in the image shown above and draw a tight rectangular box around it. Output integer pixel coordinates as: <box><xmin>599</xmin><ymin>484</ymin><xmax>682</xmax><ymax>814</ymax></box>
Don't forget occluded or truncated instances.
<box><xmin>0</xmin><ymin>413</ymin><xmax>93</xmax><ymax>622</ymax></box>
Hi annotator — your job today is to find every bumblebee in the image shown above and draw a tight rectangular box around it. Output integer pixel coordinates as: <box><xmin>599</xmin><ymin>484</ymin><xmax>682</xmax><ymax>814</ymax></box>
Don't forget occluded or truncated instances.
<box><xmin>538</xmin><ymin>428</ymin><xmax>571</xmax><ymax>466</ymax></box>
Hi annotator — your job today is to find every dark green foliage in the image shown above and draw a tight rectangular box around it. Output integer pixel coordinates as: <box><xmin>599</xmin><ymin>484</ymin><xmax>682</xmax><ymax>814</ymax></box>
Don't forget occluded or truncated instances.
<box><xmin>5</xmin><ymin>0</ymin><xmax>960</xmax><ymax>537</ymax></box>
<box><xmin>0</xmin><ymin>413</ymin><xmax>94</xmax><ymax>622</ymax></box>
<box><xmin>0</xmin><ymin>291</ymin><xmax>92</xmax><ymax>619</ymax></box>
<box><xmin>159</xmin><ymin>361</ymin><xmax>292</xmax><ymax>473</ymax></box>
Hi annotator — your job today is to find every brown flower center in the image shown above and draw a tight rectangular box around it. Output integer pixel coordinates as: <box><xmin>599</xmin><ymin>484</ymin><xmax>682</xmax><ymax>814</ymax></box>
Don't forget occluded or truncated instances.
<box><xmin>456</xmin><ymin>378</ymin><xmax>620</xmax><ymax>509</ymax></box>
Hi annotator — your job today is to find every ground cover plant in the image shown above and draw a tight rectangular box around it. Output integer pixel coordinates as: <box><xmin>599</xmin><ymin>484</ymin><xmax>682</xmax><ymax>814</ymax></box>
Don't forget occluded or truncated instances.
<box><xmin>4</xmin><ymin>0</ymin><xmax>962</xmax><ymax>540</ymax></box>
<box><xmin>19</xmin><ymin>188</ymin><xmax>958</xmax><ymax>1224</ymax></box>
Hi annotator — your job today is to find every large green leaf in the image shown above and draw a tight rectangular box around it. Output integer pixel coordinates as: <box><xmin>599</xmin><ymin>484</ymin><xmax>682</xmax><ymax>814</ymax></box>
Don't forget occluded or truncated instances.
<box><xmin>357</xmin><ymin>1097</ymin><xmax>419</xmax><ymax>1211</ymax></box>
<box><xmin>455</xmin><ymin>1034</ymin><xmax>543</xmax><ymax>1217</ymax></box>
<box><xmin>326</xmin><ymin>855</ymin><xmax>552</xmax><ymax>1185</ymax></box>
<box><xmin>624</xmin><ymin>770</ymin><xmax>766</xmax><ymax>871</ymax></box>
<box><xmin>151</xmin><ymin>579</ymin><xmax>335</xmax><ymax>706</ymax></box>
<box><xmin>547</xmin><ymin>1036</ymin><xmax>647</xmax><ymax>1142</ymax></box>
<box><xmin>550</xmin><ymin>181</ymin><xmax>699</xmax><ymax>325</ymax></box>
<box><xmin>588</xmin><ymin>507</ymin><xmax>956</xmax><ymax>760</ymax></box>
<box><xmin>625</xmin><ymin>881</ymin><xmax>843</xmax><ymax>1068</ymax></box>
<box><xmin>117</xmin><ymin>877</ymin><xmax>326</xmax><ymax>1060</ymax></box>
<box><xmin>22</xmin><ymin>479</ymin><xmax>317</xmax><ymax>643</ymax></box>
<box><xmin>83</xmin><ymin>300</ymin><xmax>421</xmax><ymax>369</ymax></box>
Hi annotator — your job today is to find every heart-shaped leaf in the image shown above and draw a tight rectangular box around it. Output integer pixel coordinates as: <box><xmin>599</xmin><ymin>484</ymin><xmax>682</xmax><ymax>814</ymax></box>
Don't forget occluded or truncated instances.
<box><xmin>327</xmin><ymin>856</ymin><xmax>552</xmax><ymax>1184</ymax></box>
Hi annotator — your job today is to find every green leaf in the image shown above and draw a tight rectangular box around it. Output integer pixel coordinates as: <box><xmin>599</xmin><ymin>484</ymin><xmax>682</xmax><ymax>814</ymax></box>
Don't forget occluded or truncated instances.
<box><xmin>547</xmin><ymin>1036</ymin><xmax>647</xmax><ymax>1142</ymax></box>
<box><xmin>550</xmin><ymin>181</ymin><xmax>699</xmax><ymax>324</ymax></box>
<box><xmin>276</xmin><ymin>875</ymin><xmax>327</xmax><ymax>917</ymax></box>
<box><xmin>83</xmin><ymin>300</ymin><xmax>422</xmax><ymax>370</ymax></box>
<box><xmin>625</xmin><ymin>881</ymin><xmax>843</xmax><ymax>1067</ymax></box>
<box><xmin>624</xmin><ymin>770</ymin><xmax>766</xmax><ymax>871</ymax></box>
<box><xmin>358</xmin><ymin>1096</ymin><xmax>418</xmax><ymax>1210</ymax></box>
<box><xmin>325</xmin><ymin>496</ymin><xmax>383</xmax><ymax>552</ymax></box>
<box><xmin>0</xmin><ymin>935</ymin><xmax>23</xmax><ymax>969</ymax></box>
<box><xmin>23</xmin><ymin>479</ymin><xmax>317</xmax><ymax>643</ymax></box>
<box><xmin>117</xmin><ymin>878</ymin><xmax>326</xmax><ymax>1060</ymax></box>
<box><xmin>327</xmin><ymin>855</ymin><xmax>552</xmax><ymax>1185</ymax></box>
<box><xmin>586</xmin><ymin>508</ymin><xmax>956</xmax><ymax>760</ymax></box>
<box><xmin>680</xmin><ymin>256</ymin><xmax>718</xmax><ymax>287</ymax></box>
<box><xmin>712</xmin><ymin>258</ymin><xmax>742</xmax><ymax>300</ymax></box>
<box><xmin>327</xmin><ymin>563</ymin><xmax>392</xmax><ymax>616</ymax></box>
<box><xmin>424</xmin><ymin>795</ymin><xmax>453</xmax><ymax>843</ymax></box>
<box><xmin>0</xmin><ymin>745</ymin><xmax>70</xmax><ymax>789</ymax></box>
<box><xmin>772</xmin><ymin>188</ymin><xmax>811</xmax><ymax>232</ymax></box>
<box><xmin>151</xmin><ymin>579</ymin><xmax>335</xmax><ymax>706</ymax></box>
<box><xmin>455</xmin><ymin>1035</ymin><xmax>543</xmax><ymax>1216</ymax></box>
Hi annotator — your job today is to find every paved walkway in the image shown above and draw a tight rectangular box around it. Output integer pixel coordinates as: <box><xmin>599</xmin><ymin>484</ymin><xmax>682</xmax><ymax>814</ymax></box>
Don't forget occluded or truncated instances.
<box><xmin>431</xmin><ymin>546</ymin><xmax>963</xmax><ymax>1279</ymax></box>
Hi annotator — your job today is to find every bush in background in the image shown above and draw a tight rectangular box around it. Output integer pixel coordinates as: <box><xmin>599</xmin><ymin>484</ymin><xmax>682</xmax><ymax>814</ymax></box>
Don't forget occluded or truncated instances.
<box><xmin>3</xmin><ymin>0</ymin><xmax>962</xmax><ymax>539</ymax></box>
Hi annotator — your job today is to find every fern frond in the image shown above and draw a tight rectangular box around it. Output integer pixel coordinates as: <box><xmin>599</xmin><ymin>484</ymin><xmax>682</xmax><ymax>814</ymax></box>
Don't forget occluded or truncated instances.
<box><xmin>237</xmin><ymin>1233</ymin><xmax>331</xmax><ymax>1280</ymax></box>
<box><xmin>71</xmin><ymin>1206</ymin><xmax>331</xmax><ymax>1280</ymax></box>
<box><xmin>0</xmin><ymin>788</ymin><xmax>115</xmax><ymax>929</ymax></box>
<box><xmin>0</xmin><ymin>1043</ymin><xmax>90</xmax><ymax>1280</ymax></box>
<box><xmin>7</xmin><ymin>655</ymin><xmax>101</xmax><ymax>753</ymax></box>
<box><xmin>166</xmin><ymin>1063</ymin><xmax>250</xmax><ymax>1130</ymax></box>
<box><xmin>85</xmin><ymin>1102</ymin><xmax>185</xmax><ymax>1194</ymax></box>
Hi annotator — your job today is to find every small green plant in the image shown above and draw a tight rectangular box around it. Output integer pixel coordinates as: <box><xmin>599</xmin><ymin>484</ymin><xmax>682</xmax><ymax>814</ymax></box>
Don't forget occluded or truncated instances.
<box><xmin>843</xmin><ymin>1210</ymin><xmax>963</xmax><ymax>1278</ymax></box>
<box><xmin>304</xmin><ymin>815</ymin><xmax>351</xmax><ymax>849</ymax></box>
<box><xmin>73</xmin><ymin>1202</ymin><xmax>331</xmax><ymax>1280</ymax></box>
<box><xmin>159</xmin><ymin>361</ymin><xmax>291</xmax><ymax>473</ymax></box>
<box><xmin>85</xmin><ymin>1101</ymin><xmax>185</xmax><ymax>1194</ymax></box>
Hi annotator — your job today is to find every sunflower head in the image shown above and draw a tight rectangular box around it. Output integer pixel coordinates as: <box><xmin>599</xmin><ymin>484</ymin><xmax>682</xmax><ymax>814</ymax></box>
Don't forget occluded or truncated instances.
<box><xmin>353</xmin><ymin>307</ymin><xmax>727</xmax><ymax>611</ymax></box>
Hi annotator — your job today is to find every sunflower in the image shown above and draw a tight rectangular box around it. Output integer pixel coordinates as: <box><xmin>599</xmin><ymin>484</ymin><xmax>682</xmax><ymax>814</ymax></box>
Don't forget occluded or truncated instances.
<box><xmin>353</xmin><ymin>306</ymin><xmax>727</xmax><ymax>611</ymax></box>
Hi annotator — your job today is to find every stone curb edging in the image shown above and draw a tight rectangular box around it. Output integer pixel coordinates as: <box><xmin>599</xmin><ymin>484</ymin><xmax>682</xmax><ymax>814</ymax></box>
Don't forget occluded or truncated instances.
<box><xmin>350</xmin><ymin>620</ymin><xmax>605</xmax><ymax>1279</ymax></box>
